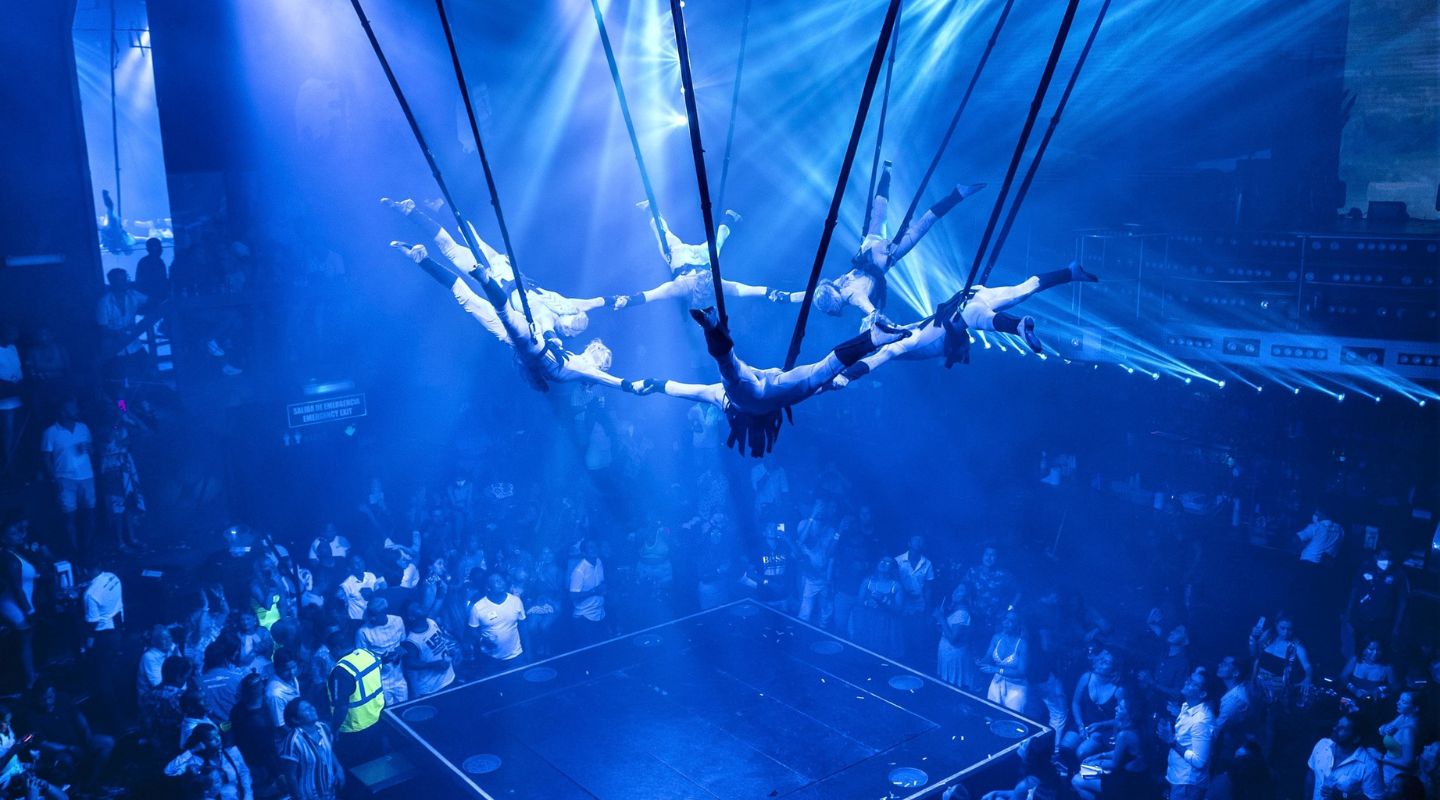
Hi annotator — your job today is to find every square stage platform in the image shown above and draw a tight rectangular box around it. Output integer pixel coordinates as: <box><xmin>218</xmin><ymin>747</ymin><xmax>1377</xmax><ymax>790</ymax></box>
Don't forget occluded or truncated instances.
<box><xmin>384</xmin><ymin>600</ymin><xmax>1046</xmax><ymax>799</ymax></box>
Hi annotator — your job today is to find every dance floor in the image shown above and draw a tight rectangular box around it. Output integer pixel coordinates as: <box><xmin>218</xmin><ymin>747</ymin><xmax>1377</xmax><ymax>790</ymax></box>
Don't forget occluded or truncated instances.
<box><xmin>384</xmin><ymin>600</ymin><xmax>1046</xmax><ymax>799</ymax></box>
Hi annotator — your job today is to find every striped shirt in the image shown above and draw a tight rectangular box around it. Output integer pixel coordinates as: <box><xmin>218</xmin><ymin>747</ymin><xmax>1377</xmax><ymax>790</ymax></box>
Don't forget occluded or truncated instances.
<box><xmin>278</xmin><ymin>723</ymin><xmax>342</xmax><ymax>800</ymax></box>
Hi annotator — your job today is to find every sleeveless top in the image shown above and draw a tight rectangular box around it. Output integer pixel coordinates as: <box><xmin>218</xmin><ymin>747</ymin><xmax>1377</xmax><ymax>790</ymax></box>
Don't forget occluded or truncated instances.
<box><xmin>1079</xmin><ymin>674</ymin><xmax>1119</xmax><ymax>725</ymax></box>
<box><xmin>403</xmin><ymin>620</ymin><xmax>456</xmax><ymax>697</ymax></box>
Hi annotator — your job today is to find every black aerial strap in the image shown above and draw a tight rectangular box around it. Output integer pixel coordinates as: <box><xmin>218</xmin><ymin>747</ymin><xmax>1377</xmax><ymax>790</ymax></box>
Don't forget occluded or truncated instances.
<box><xmin>434</xmin><ymin>0</ymin><xmax>534</xmax><ymax>327</ymax></box>
<box><xmin>715</xmin><ymin>0</ymin><xmax>753</xmax><ymax>212</ymax></box>
<box><xmin>347</xmin><ymin>0</ymin><xmax>496</xmax><ymax>315</ymax></box>
<box><xmin>861</xmin><ymin>5</ymin><xmax>902</xmax><ymax>235</ymax></box>
<box><xmin>955</xmin><ymin>0</ymin><xmax>1083</xmax><ymax>300</ymax></box>
<box><xmin>590</xmin><ymin>0</ymin><xmax>672</xmax><ymax>269</ymax></box>
<box><xmin>893</xmin><ymin>0</ymin><xmax>1017</xmax><ymax>247</ymax></box>
<box><xmin>977</xmin><ymin>0</ymin><xmax>1111</xmax><ymax>287</ymax></box>
<box><xmin>668</xmin><ymin>0</ymin><xmax>730</xmax><ymax>326</ymax></box>
<box><xmin>782</xmin><ymin>0</ymin><xmax>905</xmax><ymax>370</ymax></box>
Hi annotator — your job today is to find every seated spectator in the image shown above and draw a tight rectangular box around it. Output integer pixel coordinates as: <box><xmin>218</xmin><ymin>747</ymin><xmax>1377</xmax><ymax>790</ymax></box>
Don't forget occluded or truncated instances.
<box><xmin>1071</xmin><ymin>697</ymin><xmax>1149</xmax><ymax>799</ymax></box>
<box><xmin>23</xmin><ymin>682</ymin><xmax>114</xmax><ymax>790</ymax></box>
<box><xmin>1064</xmin><ymin>648</ymin><xmax>1125</xmax><ymax>760</ymax></box>
<box><xmin>164</xmin><ymin>723</ymin><xmax>253</xmax><ymax>800</ymax></box>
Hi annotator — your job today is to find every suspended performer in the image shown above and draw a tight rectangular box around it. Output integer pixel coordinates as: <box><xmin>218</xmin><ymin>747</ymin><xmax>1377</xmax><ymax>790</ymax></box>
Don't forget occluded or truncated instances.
<box><xmin>394</xmin><ymin>243</ymin><xmax>628</xmax><ymax>393</ymax></box>
<box><xmin>382</xmin><ymin>197</ymin><xmax>607</xmax><ymax>340</ymax></box>
<box><xmin>769</xmin><ymin>161</ymin><xmax>986</xmax><ymax>324</ymax></box>
<box><xmin>829</xmin><ymin>261</ymin><xmax>1100</xmax><ymax>389</ymax></box>
<box><xmin>610</xmin><ymin>203</ymin><xmax>774</xmax><ymax>311</ymax></box>
<box><xmin>622</xmin><ymin>307</ymin><xmax>909</xmax><ymax>455</ymax></box>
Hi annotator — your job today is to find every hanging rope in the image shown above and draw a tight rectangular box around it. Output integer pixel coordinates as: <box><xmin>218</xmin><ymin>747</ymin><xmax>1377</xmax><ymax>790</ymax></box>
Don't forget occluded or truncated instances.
<box><xmin>347</xmin><ymin>0</ymin><xmax>497</xmax><ymax>313</ymax></box>
<box><xmin>892</xmin><ymin>0</ymin><xmax>1017</xmax><ymax>246</ymax></box>
<box><xmin>715</xmin><ymin>0</ymin><xmax>753</xmax><ymax>212</ymax></box>
<box><xmin>782</xmin><ymin>0</ymin><xmax>905</xmax><ymax>370</ymax></box>
<box><xmin>861</xmin><ymin>6</ymin><xmax>902</xmax><ymax>233</ymax></box>
<box><xmin>977</xmin><ymin>0</ymin><xmax>1111</xmax><ymax>287</ymax></box>
<box><xmin>590</xmin><ymin>0</ymin><xmax>673</xmax><ymax>269</ymax></box>
<box><xmin>434</xmin><ymin>0</ymin><xmax>535</xmax><ymax>326</ymax></box>
<box><xmin>956</xmin><ymin>0</ymin><xmax>1083</xmax><ymax>300</ymax></box>
<box><xmin>668</xmin><ymin>0</ymin><xmax>730</xmax><ymax>327</ymax></box>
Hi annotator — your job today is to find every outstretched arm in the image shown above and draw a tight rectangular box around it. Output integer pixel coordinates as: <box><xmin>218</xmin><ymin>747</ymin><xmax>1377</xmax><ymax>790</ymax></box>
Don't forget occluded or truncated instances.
<box><xmin>720</xmin><ymin>280</ymin><xmax>771</xmax><ymax>299</ymax></box>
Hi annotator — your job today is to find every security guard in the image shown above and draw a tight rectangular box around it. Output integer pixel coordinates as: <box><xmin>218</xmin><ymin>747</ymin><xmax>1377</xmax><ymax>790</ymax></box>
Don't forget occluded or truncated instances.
<box><xmin>327</xmin><ymin>632</ymin><xmax>385</xmax><ymax>766</ymax></box>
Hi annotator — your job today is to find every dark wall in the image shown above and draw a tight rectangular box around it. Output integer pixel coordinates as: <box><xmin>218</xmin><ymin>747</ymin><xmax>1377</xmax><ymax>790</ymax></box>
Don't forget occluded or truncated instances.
<box><xmin>0</xmin><ymin>0</ymin><xmax>102</xmax><ymax>342</ymax></box>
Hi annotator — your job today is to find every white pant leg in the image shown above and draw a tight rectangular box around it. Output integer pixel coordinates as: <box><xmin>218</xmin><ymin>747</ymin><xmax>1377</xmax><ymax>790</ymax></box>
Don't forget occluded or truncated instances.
<box><xmin>961</xmin><ymin>289</ymin><xmax>999</xmax><ymax>331</ymax></box>
<box><xmin>715</xmin><ymin>223</ymin><xmax>731</xmax><ymax>253</ymax></box>
<box><xmin>979</xmin><ymin>276</ymin><xmax>1040</xmax><ymax>313</ymax></box>
<box><xmin>865</xmin><ymin>192</ymin><xmax>889</xmax><ymax>238</ymax></box>
<box><xmin>642</xmin><ymin>273</ymin><xmax>700</xmax><ymax>303</ymax></box>
<box><xmin>758</xmin><ymin>353</ymin><xmax>845</xmax><ymax>405</ymax></box>
<box><xmin>433</xmin><ymin>227</ymin><xmax>479</xmax><ymax>271</ymax></box>
<box><xmin>451</xmin><ymin>279</ymin><xmax>511</xmax><ymax>344</ymax></box>
<box><xmin>889</xmin><ymin>210</ymin><xmax>938</xmax><ymax>263</ymax></box>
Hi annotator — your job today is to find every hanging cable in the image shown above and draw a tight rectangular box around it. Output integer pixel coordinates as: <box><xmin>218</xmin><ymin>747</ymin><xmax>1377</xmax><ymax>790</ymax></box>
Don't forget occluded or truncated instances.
<box><xmin>435</xmin><ymin>0</ymin><xmax>534</xmax><ymax>326</ymax></box>
<box><xmin>893</xmin><ymin>0</ymin><xmax>1017</xmax><ymax>246</ymax></box>
<box><xmin>668</xmin><ymin>0</ymin><xmax>730</xmax><ymax>327</ymax></box>
<box><xmin>977</xmin><ymin>0</ymin><xmax>1111</xmax><ymax>286</ymax></box>
<box><xmin>715</xmin><ymin>0</ymin><xmax>753</xmax><ymax>212</ymax></box>
<box><xmin>590</xmin><ymin>0</ymin><xmax>673</xmax><ymax>269</ymax></box>
<box><xmin>782</xmin><ymin>0</ymin><xmax>905</xmax><ymax>370</ymax></box>
<box><xmin>347</xmin><ymin>0</ymin><xmax>496</xmax><ymax>311</ymax></box>
<box><xmin>861</xmin><ymin>6</ymin><xmax>902</xmax><ymax>233</ymax></box>
<box><xmin>955</xmin><ymin>0</ymin><xmax>1083</xmax><ymax>300</ymax></box>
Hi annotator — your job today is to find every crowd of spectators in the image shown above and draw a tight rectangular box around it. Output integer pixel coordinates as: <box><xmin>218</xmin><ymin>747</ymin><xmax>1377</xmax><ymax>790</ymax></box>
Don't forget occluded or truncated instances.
<box><xmin>0</xmin><ymin>241</ymin><xmax>1436</xmax><ymax>800</ymax></box>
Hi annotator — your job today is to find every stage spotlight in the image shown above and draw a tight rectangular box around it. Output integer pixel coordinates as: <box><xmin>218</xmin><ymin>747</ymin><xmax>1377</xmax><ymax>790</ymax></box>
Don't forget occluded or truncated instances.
<box><xmin>1421</xmin><ymin>400</ymin><xmax>1428</xmax><ymax>407</ymax></box>
<box><xmin>1185</xmin><ymin>378</ymin><xmax>1192</xmax><ymax>384</ymax></box>
<box><xmin>1256</xmin><ymin>385</ymin><xmax>1263</xmax><ymax>393</ymax></box>
<box><xmin>1337</xmin><ymin>393</ymin><xmax>1346</xmax><ymax>403</ymax></box>
<box><xmin>1218</xmin><ymin>380</ymin><xmax>1226</xmax><ymax>388</ymax></box>
<box><xmin>669</xmin><ymin>113</ymin><xmax>689</xmax><ymax>126</ymax></box>
<box><xmin>1151</xmin><ymin>372</ymin><xmax>1160</xmax><ymax>380</ymax></box>
<box><xmin>1294</xmin><ymin>387</ymin><xmax>1301</xmax><ymax>395</ymax></box>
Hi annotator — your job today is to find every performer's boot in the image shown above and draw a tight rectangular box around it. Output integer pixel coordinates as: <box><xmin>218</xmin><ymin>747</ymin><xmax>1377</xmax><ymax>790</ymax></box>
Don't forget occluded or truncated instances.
<box><xmin>690</xmin><ymin>307</ymin><xmax>734</xmax><ymax>359</ymax></box>
<box><xmin>994</xmin><ymin>312</ymin><xmax>1044</xmax><ymax>354</ymax></box>
<box><xmin>932</xmin><ymin>182</ymin><xmax>987</xmax><ymax>218</ymax></box>
<box><xmin>1035</xmin><ymin>261</ymin><xmax>1100</xmax><ymax>291</ymax></box>
<box><xmin>833</xmin><ymin>322</ymin><xmax>909</xmax><ymax>367</ymax></box>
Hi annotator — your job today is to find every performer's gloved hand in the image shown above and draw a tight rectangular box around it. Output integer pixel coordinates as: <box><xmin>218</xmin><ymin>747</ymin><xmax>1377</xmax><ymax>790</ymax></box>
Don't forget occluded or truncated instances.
<box><xmin>622</xmin><ymin>378</ymin><xmax>662</xmax><ymax>396</ymax></box>
<box><xmin>723</xmin><ymin>209</ymin><xmax>743</xmax><ymax>225</ymax></box>
<box><xmin>767</xmin><ymin>289</ymin><xmax>791</xmax><ymax>303</ymax></box>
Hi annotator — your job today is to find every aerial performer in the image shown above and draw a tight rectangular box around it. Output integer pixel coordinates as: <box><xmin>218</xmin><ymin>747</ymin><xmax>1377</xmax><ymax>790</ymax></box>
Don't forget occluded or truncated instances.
<box><xmin>608</xmin><ymin>202</ymin><xmax>777</xmax><ymax>311</ymax></box>
<box><xmin>383</xmin><ymin>197</ymin><xmax>606</xmax><ymax>340</ymax></box>
<box><xmin>393</xmin><ymin>243</ymin><xmax>627</xmax><ymax>393</ymax></box>
<box><xmin>769</xmin><ymin>162</ymin><xmax>986</xmax><ymax>325</ymax></box>
<box><xmin>622</xmin><ymin>307</ymin><xmax>910</xmax><ymax>455</ymax></box>
<box><xmin>829</xmin><ymin>261</ymin><xmax>1100</xmax><ymax>387</ymax></box>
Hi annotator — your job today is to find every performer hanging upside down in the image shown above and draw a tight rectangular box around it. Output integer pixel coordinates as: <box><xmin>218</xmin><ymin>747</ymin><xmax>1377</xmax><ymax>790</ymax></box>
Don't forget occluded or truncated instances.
<box><xmin>611</xmin><ymin>203</ymin><xmax>773</xmax><ymax>311</ymax></box>
<box><xmin>382</xmin><ymin>197</ymin><xmax>606</xmax><ymax>339</ymax></box>
<box><xmin>829</xmin><ymin>261</ymin><xmax>1100</xmax><ymax>388</ymax></box>
<box><xmin>622</xmin><ymin>307</ymin><xmax>909</xmax><ymax>456</ymax></box>
<box><xmin>394</xmin><ymin>243</ymin><xmax>627</xmax><ymax>393</ymax></box>
<box><xmin>769</xmin><ymin>162</ymin><xmax>985</xmax><ymax>324</ymax></box>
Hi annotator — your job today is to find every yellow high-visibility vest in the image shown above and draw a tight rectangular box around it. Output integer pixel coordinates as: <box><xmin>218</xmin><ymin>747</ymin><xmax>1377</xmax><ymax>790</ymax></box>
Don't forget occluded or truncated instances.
<box><xmin>332</xmin><ymin>648</ymin><xmax>383</xmax><ymax>733</ymax></box>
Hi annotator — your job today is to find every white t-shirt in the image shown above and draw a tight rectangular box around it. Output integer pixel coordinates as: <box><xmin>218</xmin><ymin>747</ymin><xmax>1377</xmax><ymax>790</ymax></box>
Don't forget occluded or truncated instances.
<box><xmin>265</xmin><ymin>678</ymin><xmax>300</xmax><ymax>728</ymax></box>
<box><xmin>42</xmin><ymin>421</ymin><xmax>94</xmax><ymax>480</ymax></box>
<box><xmin>84</xmin><ymin>571</ymin><xmax>124</xmax><ymax>631</ymax></box>
<box><xmin>339</xmin><ymin>572</ymin><xmax>380</xmax><ymax>620</ymax></box>
<box><xmin>895</xmin><ymin>550</ymin><xmax>935</xmax><ymax>609</ymax></box>
<box><xmin>468</xmin><ymin>594</ymin><xmax>526</xmax><ymax>660</ymax></box>
<box><xmin>569</xmin><ymin>559</ymin><xmax>605</xmax><ymax>621</ymax></box>
<box><xmin>308</xmin><ymin>535</ymin><xmax>350</xmax><ymax>562</ymax></box>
